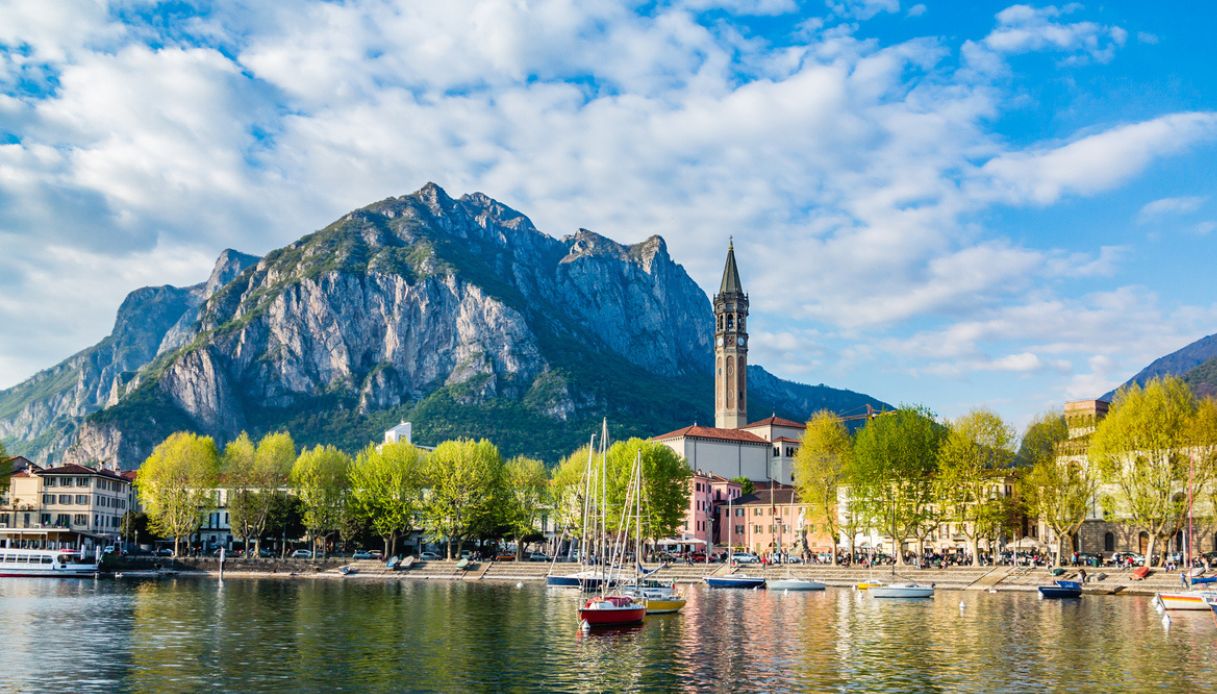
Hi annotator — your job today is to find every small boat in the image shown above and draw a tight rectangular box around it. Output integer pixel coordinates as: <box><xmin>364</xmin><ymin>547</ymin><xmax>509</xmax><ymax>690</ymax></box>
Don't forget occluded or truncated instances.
<box><xmin>115</xmin><ymin>568</ymin><xmax>177</xmax><ymax>579</ymax></box>
<box><xmin>1154</xmin><ymin>591</ymin><xmax>1214</xmax><ymax>610</ymax></box>
<box><xmin>0</xmin><ymin>549</ymin><xmax>99</xmax><ymax>578</ymax></box>
<box><xmin>1038</xmin><ymin>580</ymin><xmax>1082</xmax><ymax>599</ymax></box>
<box><xmin>578</xmin><ymin>594</ymin><xmax>646</xmax><ymax>627</ymax></box>
<box><xmin>855</xmin><ymin>581</ymin><xmax>885</xmax><ymax>590</ymax></box>
<box><xmin>871</xmin><ymin>583</ymin><xmax>934</xmax><ymax>599</ymax></box>
<box><xmin>705</xmin><ymin>575</ymin><xmax>766</xmax><ymax>589</ymax></box>
<box><xmin>339</xmin><ymin>565</ymin><xmax>357</xmax><ymax>576</ymax></box>
<box><xmin>1130</xmin><ymin>566</ymin><xmax>1151</xmax><ymax>581</ymax></box>
<box><xmin>767</xmin><ymin>578</ymin><xmax>826</xmax><ymax>591</ymax></box>
<box><xmin>547</xmin><ymin>570</ymin><xmax>618</xmax><ymax>590</ymax></box>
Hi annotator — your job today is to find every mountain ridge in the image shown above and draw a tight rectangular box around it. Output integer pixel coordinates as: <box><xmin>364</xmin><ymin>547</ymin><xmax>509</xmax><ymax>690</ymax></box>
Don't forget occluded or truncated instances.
<box><xmin>0</xmin><ymin>183</ymin><xmax>889</xmax><ymax>467</ymax></box>
<box><xmin>1103</xmin><ymin>332</ymin><xmax>1217</xmax><ymax>401</ymax></box>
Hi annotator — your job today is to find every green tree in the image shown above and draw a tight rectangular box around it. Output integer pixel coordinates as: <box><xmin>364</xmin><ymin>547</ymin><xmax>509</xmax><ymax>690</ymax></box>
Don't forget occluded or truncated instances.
<box><xmin>501</xmin><ymin>456</ymin><xmax>549</xmax><ymax>559</ymax></box>
<box><xmin>1192</xmin><ymin>398</ymin><xmax>1217</xmax><ymax>542</ymax></box>
<box><xmin>226</xmin><ymin>432</ymin><xmax>296</xmax><ymax>556</ymax></box>
<box><xmin>0</xmin><ymin>440</ymin><xmax>9</xmax><ymax>497</ymax></box>
<box><xmin>606</xmin><ymin>438</ymin><xmax>691</xmax><ymax>543</ymax></box>
<box><xmin>291</xmin><ymin>444</ymin><xmax>353</xmax><ymax>559</ymax></box>
<box><xmin>349</xmin><ymin>441</ymin><xmax>424</xmax><ymax>556</ymax></box>
<box><xmin>549</xmin><ymin>445</ymin><xmax>600</xmax><ymax>559</ymax></box>
<box><xmin>138</xmin><ymin>432</ymin><xmax>221</xmax><ymax>556</ymax></box>
<box><xmin>938</xmin><ymin>409</ymin><xmax>1016</xmax><ymax>566</ymax></box>
<box><xmin>731</xmin><ymin>476</ymin><xmax>755</xmax><ymax>496</ymax></box>
<box><xmin>422</xmin><ymin>439</ymin><xmax>503</xmax><ymax>559</ymax></box>
<box><xmin>793</xmin><ymin>410</ymin><xmax>852</xmax><ymax>565</ymax></box>
<box><xmin>1091</xmin><ymin>377</ymin><xmax>1210</xmax><ymax>567</ymax></box>
<box><xmin>850</xmin><ymin>406</ymin><xmax>945</xmax><ymax>565</ymax></box>
<box><xmin>119</xmin><ymin>511</ymin><xmax>159</xmax><ymax>546</ymax></box>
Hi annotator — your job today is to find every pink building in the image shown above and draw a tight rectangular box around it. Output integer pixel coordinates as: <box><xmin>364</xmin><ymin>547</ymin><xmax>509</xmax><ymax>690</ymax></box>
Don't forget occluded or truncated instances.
<box><xmin>673</xmin><ymin>471</ymin><xmax>742</xmax><ymax>549</ymax></box>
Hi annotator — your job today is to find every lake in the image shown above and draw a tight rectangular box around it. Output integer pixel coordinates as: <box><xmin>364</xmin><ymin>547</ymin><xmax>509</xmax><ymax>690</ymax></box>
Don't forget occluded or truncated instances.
<box><xmin>1</xmin><ymin>576</ymin><xmax>1213</xmax><ymax>692</ymax></box>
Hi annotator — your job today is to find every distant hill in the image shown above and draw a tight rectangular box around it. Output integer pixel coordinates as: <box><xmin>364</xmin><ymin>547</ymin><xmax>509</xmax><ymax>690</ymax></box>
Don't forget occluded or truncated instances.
<box><xmin>0</xmin><ymin>184</ymin><xmax>889</xmax><ymax>467</ymax></box>
<box><xmin>1103</xmin><ymin>332</ymin><xmax>1217</xmax><ymax>400</ymax></box>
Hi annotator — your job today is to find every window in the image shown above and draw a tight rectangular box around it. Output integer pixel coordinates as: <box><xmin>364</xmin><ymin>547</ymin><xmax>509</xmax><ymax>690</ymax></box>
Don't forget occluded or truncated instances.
<box><xmin>43</xmin><ymin>494</ymin><xmax>54</xmax><ymax>505</ymax></box>
<box><xmin>74</xmin><ymin>514</ymin><xmax>87</xmax><ymax>526</ymax></box>
<box><xmin>1104</xmin><ymin>532</ymin><xmax>1115</xmax><ymax>553</ymax></box>
<box><xmin>44</xmin><ymin>477</ymin><xmax>56</xmax><ymax>487</ymax></box>
<box><xmin>58</xmin><ymin>495</ymin><xmax>71</xmax><ymax>505</ymax></box>
<box><xmin>75</xmin><ymin>495</ymin><xmax>87</xmax><ymax>505</ymax></box>
<box><xmin>40</xmin><ymin>513</ymin><xmax>50</xmax><ymax>524</ymax></box>
<box><xmin>735</xmin><ymin>525</ymin><xmax>744</xmax><ymax>536</ymax></box>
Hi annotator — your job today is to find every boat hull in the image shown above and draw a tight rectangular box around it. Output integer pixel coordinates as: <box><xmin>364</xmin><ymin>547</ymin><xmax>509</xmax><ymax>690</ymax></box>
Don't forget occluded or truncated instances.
<box><xmin>1155</xmin><ymin>592</ymin><xmax>1212</xmax><ymax>610</ymax></box>
<box><xmin>705</xmin><ymin>576</ymin><xmax>766</xmax><ymax>589</ymax></box>
<box><xmin>767</xmin><ymin>579</ymin><xmax>826</xmax><ymax>591</ymax></box>
<box><xmin>642</xmin><ymin>597</ymin><xmax>687</xmax><ymax>614</ymax></box>
<box><xmin>1037</xmin><ymin>586</ymin><xmax>1082</xmax><ymax>599</ymax></box>
<box><xmin>579</xmin><ymin>596</ymin><xmax>646</xmax><ymax>626</ymax></box>
<box><xmin>871</xmin><ymin>586</ymin><xmax>933</xmax><ymax>599</ymax></box>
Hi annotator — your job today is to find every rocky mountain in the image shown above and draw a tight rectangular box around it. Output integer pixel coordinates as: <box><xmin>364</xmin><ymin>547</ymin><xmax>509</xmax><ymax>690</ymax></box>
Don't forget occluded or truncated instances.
<box><xmin>1103</xmin><ymin>332</ymin><xmax>1217</xmax><ymax>401</ymax></box>
<box><xmin>0</xmin><ymin>184</ymin><xmax>887</xmax><ymax>467</ymax></box>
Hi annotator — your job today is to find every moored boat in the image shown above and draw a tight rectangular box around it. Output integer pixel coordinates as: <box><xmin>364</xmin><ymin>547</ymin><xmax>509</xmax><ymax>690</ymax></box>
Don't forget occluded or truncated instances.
<box><xmin>579</xmin><ymin>595</ymin><xmax>647</xmax><ymax>627</ymax></box>
<box><xmin>767</xmin><ymin>578</ymin><xmax>826</xmax><ymax>591</ymax></box>
<box><xmin>871</xmin><ymin>583</ymin><xmax>934</xmax><ymax>599</ymax></box>
<box><xmin>1037</xmin><ymin>580</ymin><xmax>1082</xmax><ymax>599</ymax></box>
<box><xmin>546</xmin><ymin>570</ymin><xmax>618</xmax><ymax>590</ymax></box>
<box><xmin>625</xmin><ymin>579</ymin><xmax>686</xmax><ymax>614</ymax></box>
<box><xmin>1154</xmin><ymin>591</ymin><xmax>1214</xmax><ymax>610</ymax></box>
<box><xmin>705</xmin><ymin>575</ymin><xmax>766</xmax><ymax>589</ymax></box>
<box><xmin>855</xmin><ymin>581</ymin><xmax>885</xmax><ymax>590</ymax></box>
<box><xmin>0</xmin><ymin>549</ymin><xmax>99</xmax><ymax>578</ymax></box>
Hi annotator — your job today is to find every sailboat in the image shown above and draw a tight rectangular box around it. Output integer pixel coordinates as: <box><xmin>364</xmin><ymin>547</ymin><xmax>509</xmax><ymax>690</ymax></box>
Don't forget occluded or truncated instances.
<box><xmin>548</xmin><ymin>431</ymin><xmax>618</xmax><ymax>590</ymax></box>
<box><xmin>577</xmin><ymin>429</ymin><xmax>646</xmax><ymax>628</ymax></box>
<box><xmin>764</xmin><ymin>483</ymin><xmax>825</xmax><ymax>591</ymax></box>
<box><xmin>1154</xmin><ymin>452</ymin><xmax>1215</xmax><ymax>610</ymax></box>
<box><xmin>705</xmin><ymin>482</ymin><xmax>765</xmax><ymax>589</ymax></box>
<box><xmin>621</xmin><ymin>455</ymin><xmax>687</xmax><ymax>614</ymax></box>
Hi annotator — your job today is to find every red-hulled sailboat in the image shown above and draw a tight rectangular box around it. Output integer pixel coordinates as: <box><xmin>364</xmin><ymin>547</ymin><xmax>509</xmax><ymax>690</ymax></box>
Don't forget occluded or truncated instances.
<box><xmin>578</xmin><ymin>594</ymin><xmax>646</xmax><ymax>626</ymax></box>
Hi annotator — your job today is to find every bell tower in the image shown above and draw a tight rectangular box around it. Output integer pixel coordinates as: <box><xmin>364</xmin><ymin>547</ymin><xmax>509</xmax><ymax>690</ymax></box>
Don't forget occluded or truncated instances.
<box><xmin>714</xmin><ymin>239</ymin><xmax>748</xmax><ymax>429</ymax></box>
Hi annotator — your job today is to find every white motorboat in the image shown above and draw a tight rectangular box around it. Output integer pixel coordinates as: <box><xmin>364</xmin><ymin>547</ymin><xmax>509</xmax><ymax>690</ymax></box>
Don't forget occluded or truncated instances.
<box><xmin>767</xmin><ymin>577</ymin><xmax>826</xmax><ymax>591</ymax></box>
<box><xmin>871</xmin><ymin>583</ymin><xmax>934</xmax><ymax>599</ymax></box>
<box><xmin>1154</xmin><ymin>590</ymin><xmax>1216</xmax><ymax>611</ymax></box>
<box><xmin>0</xmin><ymin>549</ymin><xmax>99</xmax><ymax>578</ymax></box>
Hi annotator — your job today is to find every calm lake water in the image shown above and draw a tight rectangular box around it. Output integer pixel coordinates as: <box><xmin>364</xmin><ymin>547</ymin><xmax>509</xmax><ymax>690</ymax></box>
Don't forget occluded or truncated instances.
<box><xmin>1</xmin><ymin>576</ymin><xmax>1214</xmax><ymax>692</ymax></box>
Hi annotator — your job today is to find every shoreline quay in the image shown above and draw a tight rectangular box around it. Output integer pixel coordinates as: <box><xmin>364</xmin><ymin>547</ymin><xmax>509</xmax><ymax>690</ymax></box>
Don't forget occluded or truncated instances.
<box><xmin>142</xmin><ymin>560</ymin><xmax>1180</xmax><ymax>597</ymax></box>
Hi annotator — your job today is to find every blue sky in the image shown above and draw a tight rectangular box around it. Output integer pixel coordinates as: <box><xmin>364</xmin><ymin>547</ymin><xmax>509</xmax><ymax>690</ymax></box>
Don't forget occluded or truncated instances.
<box><xmin>1</xmin><ymin>1</ymin><xmax>1215</xmax><ymax>433</ymax></box>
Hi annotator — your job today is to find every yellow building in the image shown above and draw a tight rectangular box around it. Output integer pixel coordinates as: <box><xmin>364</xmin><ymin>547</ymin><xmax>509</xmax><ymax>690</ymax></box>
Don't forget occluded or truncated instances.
<box><xmin>1</xmin><ymin>463</ymin><xmax>132</xmax><ymax>548</ymax></box>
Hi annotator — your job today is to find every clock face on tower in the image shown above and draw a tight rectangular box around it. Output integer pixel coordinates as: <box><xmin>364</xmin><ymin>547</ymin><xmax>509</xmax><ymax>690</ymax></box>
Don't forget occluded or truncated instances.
<box><xmin>737</xmin><ymin>336</ymin><xmax>746</xmax><ymax>347</ymax></box>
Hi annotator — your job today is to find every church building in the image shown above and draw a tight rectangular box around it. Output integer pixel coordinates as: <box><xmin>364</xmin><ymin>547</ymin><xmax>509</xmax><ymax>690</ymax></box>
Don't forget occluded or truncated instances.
<box><xmin>653</xmin><ymin>242</ymin><xmax>805</xmax><ymax>485</ymax></box>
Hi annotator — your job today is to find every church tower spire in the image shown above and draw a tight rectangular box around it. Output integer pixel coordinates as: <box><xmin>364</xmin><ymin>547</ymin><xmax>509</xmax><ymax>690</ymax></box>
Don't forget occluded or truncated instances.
<box><xmin>714</xmin><ymin>239</ymin><xmax>748</xmax><ymax>429</ymax></box>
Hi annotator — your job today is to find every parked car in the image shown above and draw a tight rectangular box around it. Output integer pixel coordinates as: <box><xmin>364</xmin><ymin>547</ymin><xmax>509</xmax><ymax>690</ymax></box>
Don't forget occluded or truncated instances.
<box><xmin>352</xmin><ymin>550</ymin><xmax>377</xmax><ymax>560</ymax></box>
<box><xmin>1111</xmin><ymin>551</ymin><xmax>1144</xmax><ymax>566</ymax></box>
<box><xmin>687</xmin><ymin>551</ymin><xmax>708</xmax><ymax>562</ymax></box>
<box><xmin>495</xmin><ymin>552</ymin><xmax>516</xmax><ymax>561</ymax></box>
<box><xmin>732</xmin><ymin>552</ymin><xmax>759</xmax><ymax>564</ymax></box>
<box><xmin>290</xmin><ymin>549</ymin><xmax>313</xmax><ymax>559</ymax></box>
<box><xmin>459</xmin><ymin>550</ymin><xmax>473</xmax><ymax>560</ymax></box>
<box><xmin>419</xmin><ymin>551</ymin><xmax>441</xmax><ymax>561</ymax></box>
<box><xmin>102</xmin><ymin>545</ymin><xmax>116</xmax><ymax>555</ymax></box>
<box><xmin>156</xmin><ymin>548</ymin><xmax>175</xmax><ymax>557</ymax></box>
<box><xmin>528</xmin><ymin>552</ymin><xmax>550</xmax><ymax>562</ymax></box>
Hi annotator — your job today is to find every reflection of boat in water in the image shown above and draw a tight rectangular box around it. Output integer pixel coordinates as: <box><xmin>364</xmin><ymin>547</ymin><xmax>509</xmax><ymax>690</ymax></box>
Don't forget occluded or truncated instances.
<box><xmin>0</xmin><ymin>549</ymin><xmax>98</xmax><ymax>578</ymax></box>
<box><xmin>705</xmin><ymin>575</ymin><xmax>765</xmax><ymax>589</ymax></box>
<box><xmin>1037</xmin><ymin>580</ymin><xmax>1082</xmax><ymax>599</ymax></box>
<box><xmin>768</xmin><ymin>577</ymin><xmax>825</xmax><ymax>591</ymax></box>
<box><xmin>871</xmin><ymin>583</ymin><xmax>934</xmax><ymax>599</ymax></box>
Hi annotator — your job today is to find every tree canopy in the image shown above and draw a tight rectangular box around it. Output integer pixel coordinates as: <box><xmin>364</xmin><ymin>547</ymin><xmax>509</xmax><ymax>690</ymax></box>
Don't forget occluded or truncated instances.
<box><xmin>938</xmin><ymin>409</ymin><xmax>1015</xmax><ymax>566</ymax></box>
<box><xmin>793</xmin><ymin>410</ymin><xmax>852</xmax><ymax>564</ymax></box>
<box><xmin>138</xmin><ymin>432</ymin><xmax>220</xmax><ymax>556</ymax></box>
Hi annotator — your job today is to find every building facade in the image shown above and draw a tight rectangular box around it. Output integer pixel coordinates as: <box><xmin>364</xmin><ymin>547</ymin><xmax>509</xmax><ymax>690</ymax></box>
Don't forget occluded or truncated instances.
<box><xmin>0</xmin><ymin>463</ymin><xmax>131</xmax><ymax>548</ymax></box>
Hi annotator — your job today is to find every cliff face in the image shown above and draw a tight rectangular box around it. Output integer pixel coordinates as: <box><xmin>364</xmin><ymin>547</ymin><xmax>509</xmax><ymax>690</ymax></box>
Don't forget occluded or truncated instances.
<box><xmin>2</xmin><ymin>184</ymin><xmax>887</xmax><ymax>467</ymax></box>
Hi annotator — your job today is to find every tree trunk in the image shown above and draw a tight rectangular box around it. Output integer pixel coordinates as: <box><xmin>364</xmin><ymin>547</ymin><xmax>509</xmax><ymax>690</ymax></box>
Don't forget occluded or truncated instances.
<box><xmin>969</xmin><ymin>536</ymin><xmax>980</xmax><ymax>567</ymax></box>
<box><xmin>830</xmin><ymin>537</ymin><xmax>838</xmax><ymax>566</ymax></box>
<box><xmin>1055</xmin><ymin>533</ymin><xmax>1065</xmax><ymax>567</ymax></box>
<box><xmin>516</xmin><ymin>535</ymin><xmax>525</xmax><ymax>561</ymax></box>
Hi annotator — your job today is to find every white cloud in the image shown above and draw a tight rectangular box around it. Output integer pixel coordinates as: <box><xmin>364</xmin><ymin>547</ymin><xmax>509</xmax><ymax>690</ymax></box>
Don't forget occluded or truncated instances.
<box><xmin>975</xmin><ymin>112</ymin><xmax>1217</xmax><ymax>205</ymax></box>
<box><xmin>826</xmin><ymin>0</ymin><xmax>900</xmax><ymax>21</ymax></box>
<box><xmin>962</xmin><ymin>3</ymin><xmax>1127</xmax><ymax>75</ymax></box>
<box><xmin>1137</xmin><ymin>195</ymin><xmax>1207</xmax><ymax>223</ymax></box>
<box><xmin>906</xmin><ymin>4</ymin><xmax>927</xmax><ymax>17</ymax></box>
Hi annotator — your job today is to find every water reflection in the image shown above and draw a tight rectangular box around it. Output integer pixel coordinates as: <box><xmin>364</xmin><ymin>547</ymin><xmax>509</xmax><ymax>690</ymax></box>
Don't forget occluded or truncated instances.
<box><xmin>1</xmin><ymin>577</ymin><xmax>1215</xmax><ymax>692</ymax></box>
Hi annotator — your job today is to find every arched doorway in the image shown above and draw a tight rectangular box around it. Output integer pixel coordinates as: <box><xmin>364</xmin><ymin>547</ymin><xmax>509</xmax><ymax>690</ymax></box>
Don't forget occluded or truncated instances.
<box><xmin>1103</xmin><ymin>532</ymin><xmax>1114</xmax><ymax>553</ymax></box>
<box><xmin>1138</xmin><ymin>531</ymin><xmax>1149</xmax><ymax>556</ymax></box>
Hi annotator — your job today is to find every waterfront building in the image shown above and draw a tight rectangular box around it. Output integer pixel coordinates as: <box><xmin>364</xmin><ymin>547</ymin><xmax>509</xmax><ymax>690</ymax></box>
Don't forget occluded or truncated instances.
<box><xmin>672</xmin><ymin>471</ymin><xmax>741</xmax><ymax>548</ymax></box>
<box><xmin>718</xmin><ymin>483</ymin><xmax>836</xmax><ymax>556</ymax></box>
<box><xmin>0</xmin><ymin>462</ymin><xmax>131</xmax><ymax>550</ymax></box>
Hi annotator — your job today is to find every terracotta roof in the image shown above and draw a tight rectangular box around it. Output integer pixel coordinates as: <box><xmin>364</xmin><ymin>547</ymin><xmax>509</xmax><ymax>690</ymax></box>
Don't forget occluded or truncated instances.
<box><xmin>121</xmin><ymin>470</ymin><xmax>138</xmax><ymax>481</ymax></box>
<box><xmin>743</xmin><ymin>415</ymin><xmax>806</xmax><ymax>430</ymax></box>
<box><xmin>39</xmin><ymin>464</ymin><xmax>126</xmax><ymax>480</ymax></box>
<box><xmin>773</xmin><ymin>436</ymin><xmax>801</xmax><ymax>444</ymax></box>
<box><xmin>653</xmin><ymin>425</ymin><xmax>770</xmax><ymax>445</ymax></box>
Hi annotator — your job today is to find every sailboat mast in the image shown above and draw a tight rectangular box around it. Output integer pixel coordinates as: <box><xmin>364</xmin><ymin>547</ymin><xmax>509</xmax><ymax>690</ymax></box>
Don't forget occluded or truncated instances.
<box><xmin>1187</xmin><ymin>452</ymin><xmax>1194</xmax><ymax>568</ymax></box>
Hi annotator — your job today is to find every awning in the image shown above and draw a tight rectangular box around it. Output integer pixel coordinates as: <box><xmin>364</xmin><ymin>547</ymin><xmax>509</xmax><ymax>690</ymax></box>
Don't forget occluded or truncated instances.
<box><xmin>656</xmin><ymin>538</ymin><xmax>707</xmax><ymax>546</ymax></box>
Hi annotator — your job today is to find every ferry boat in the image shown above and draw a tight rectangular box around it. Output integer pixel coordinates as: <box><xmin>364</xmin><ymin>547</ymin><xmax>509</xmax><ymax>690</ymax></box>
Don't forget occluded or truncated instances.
<box><xmin>0</xmin><ymin>549</ymin><xmax>99</xmax><ymax>578</ymax></box>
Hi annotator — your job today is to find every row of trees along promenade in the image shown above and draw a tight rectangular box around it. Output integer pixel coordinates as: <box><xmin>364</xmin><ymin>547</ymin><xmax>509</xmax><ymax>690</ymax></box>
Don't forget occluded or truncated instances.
<box><xmin>136</xmin><ymin>431</ymin><xmax>693</xmax><ymax>559</ymax></box>
<box><xmin>130</xmin><ymin>375</ymin><xmax>1214</xmax><ymax>568</ymax></box>
<box><xmin>794</xmin><ymin>375</ymin><xmax>1217</xmax><ymax>568</ymax></box>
